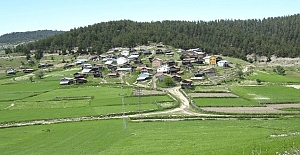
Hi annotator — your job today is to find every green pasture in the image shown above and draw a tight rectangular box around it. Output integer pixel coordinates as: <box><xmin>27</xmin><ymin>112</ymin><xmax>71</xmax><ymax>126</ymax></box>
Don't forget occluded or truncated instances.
<box><xmin>249</xmin><ymin>70</ymin><xmax>300</xmax><ymax>83</ymax></box>
<box><xmin>231</xmin><ymin>85</ymin><xmax>300</xmax><ymax>103</ymax></box>
<box><xmin>0</xmin><ymin>80</ymin><xmax>173</xmax><ymax>123</ymax></box>
<box><xmin>0</xmin><ymin>118</ymin><xmax>299</xmax><ymax>155</ymax></box>
<box><xmin>191</xmin><ymin>85</ymin><xmax>300</xmax><ymax>107</ymax></box>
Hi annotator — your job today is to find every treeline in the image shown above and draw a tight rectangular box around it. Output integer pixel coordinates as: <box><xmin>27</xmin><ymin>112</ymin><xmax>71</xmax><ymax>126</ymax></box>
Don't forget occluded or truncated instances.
<box><xmin>20</xmin><ymin>14</ymin><xmax>300</xmax><ymax>59</ymax></box>
<box><xmin>0</xmin><ymin>30</ymin><xmax>64</xmax><ymax>44</ymax></box>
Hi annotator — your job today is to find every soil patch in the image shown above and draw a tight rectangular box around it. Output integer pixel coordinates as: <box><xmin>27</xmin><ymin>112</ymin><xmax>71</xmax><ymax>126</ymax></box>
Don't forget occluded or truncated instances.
<box><xmin>132</xmin><ymin>90</ymin><xmax>166</xmax><ymax>96</ymax></box>
<box><xmin>189</xmin><ymin>93</ymin><xmax>238</xmax><ymax>98</ymax></box>
<box><xmin>201</xmin><ymin>103</ymin><xmax>300</xmax><ymax>114</ymax></box>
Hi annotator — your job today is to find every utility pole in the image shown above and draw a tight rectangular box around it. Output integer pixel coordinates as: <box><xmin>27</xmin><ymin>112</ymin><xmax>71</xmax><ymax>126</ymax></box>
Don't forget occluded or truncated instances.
<box><xmin>120</xmin><ymin>86</ymin><xmax>126</xmax><ymax>129</ymax></box>
<box><xmin>137</xmin><ymin>86</ymin><xmax>142</xmax><ymax>116</ymax></box>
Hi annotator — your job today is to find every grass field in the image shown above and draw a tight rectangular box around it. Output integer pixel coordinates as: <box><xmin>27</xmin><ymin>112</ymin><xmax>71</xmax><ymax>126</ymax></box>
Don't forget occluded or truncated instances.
<box><xmin>191</xmin><ymin>85</ymin><xmax>300</xmax><ymax>107</ymax></box>
<box><xmin>0</xmin><ymin>79</ymin><xmax>174</xmax><ymax>123</ymax></box>
<box><xmin>0</xmin><ymin>118</ymin><xmax>299</xmax><ymax>155</ymax></box>
<box><xmin>248</xmin><ymin>70</ymin><xmax>300</xmax><ymax>83</ymax></box>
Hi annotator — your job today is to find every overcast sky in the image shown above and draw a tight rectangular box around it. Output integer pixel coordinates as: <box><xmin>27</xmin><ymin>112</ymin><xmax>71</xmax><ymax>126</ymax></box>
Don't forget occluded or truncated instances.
<box><xmin>1</xmin><ymin>0</ymin><xmax>300</xmax><ymax>36</ymax></box>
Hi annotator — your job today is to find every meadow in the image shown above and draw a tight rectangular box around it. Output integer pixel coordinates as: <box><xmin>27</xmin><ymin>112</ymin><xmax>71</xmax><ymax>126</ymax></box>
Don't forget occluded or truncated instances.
<box><xmin>190</xmin><ymin>83</ymin><xmax>300</xmax><ymax>107</ymax></box>
<box><xmin>0</xmin><ymin>118</ymin><xmax>299</xmax><ymax>155</ymax></box>
<box><xmin>0</xmin><ymin>78</ymin><xmax>175</xmax><ymax>123</ymax></box>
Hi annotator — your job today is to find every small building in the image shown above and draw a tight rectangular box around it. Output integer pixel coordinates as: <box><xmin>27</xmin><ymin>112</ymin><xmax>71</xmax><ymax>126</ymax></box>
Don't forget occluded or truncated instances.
<box><xmin>76</xmin><ymin>78</ymin><xmax>87</xmax><ymax>84</ymax></box>
<box><xmin>76</xmin><ymin>59</ymin><xmax>87</xmax><ymax>65</ymax></box>
<box><xmin>74</xmin><ymin>72</ymin><xmax>88</xmax><ymax>78</ymax></box>
<box><xmin>167</xmin><ymin>59</ymin><xmax>176</xmax><ymax>66</ymax></box>
<box><xmin>217</xmin><ymin>60</ymin><xmax>230</xmax><ymax>67</ymax></box>
<box><xmin>169</xmin><ymin>66</ymin><xmax>180</xmax><ymax>75</ymax></box>
<box><xmin>6</xmin><ymin>69</ymin><xmax>16</xmax><ymax>74</ymax></box>
<box><xmin>93</xmin><ymin>71</ymin><xmax>102</xmax><ymax>78</ymax></box>
<box><xmin>152</xmin><ymin>58</ymin><xmax>163</xmax><ymax>67</ymax></box>
<box><xmin>121</xmin><ymin>50</ymin><xmax>130</xmax><ymax>57</ymax></box>
<box><xmin>60</xmin><ymin>77</ymin><xmax>74</xmax><ymax>85</ymax></box>
<box><xmin>172</xmin><ymin>75</ymin><xmax>182</xmax><ymax>82</ymax></box>
<box><xmin>117</xmin><ymin>57</ymin><xmax>129</xmax><ymax>65</ymax></box>
<box><xmin>181</xmin><ymin>79</ymin><xmax>193</xmax><ymax>89</ymax></box>
<box><xmin>23</xmin><ymin>69</ymin><xmax>34</xmax><ymax>73</ymax></box>
<box><xmin>157</xmin><ymin>65</ymin><xmax>170</xmax><ymax>74</ymax></box>
<box><xmin>136</xmin><ymin>73</ymin><xmax>152</xmax><ymax>81</ymax></box>
<box><xmin>108</xmin><ymin>72</ymin><xmax>119</xmax><ymax>78</ymax></box>
<box><xmin>203</xmin><ymin>56</ymin><xmax>216</xmax><ymax>65</ymax></box>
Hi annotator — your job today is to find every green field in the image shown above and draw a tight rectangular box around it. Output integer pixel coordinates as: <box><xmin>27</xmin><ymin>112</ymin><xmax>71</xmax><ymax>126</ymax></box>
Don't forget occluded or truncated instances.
<box><xmin>0</xmin><ymin>118</ymin><xmax>299</xmax><ymax>155</ymax></box>
<box><xmin>249</xmin><ymin>70</ymin><xmax>300</xmax><ymax>83</ymax></box>
<box><xmin>0</xmin><ymin>80</ymin><xmax>174</xmax><ymax>123</ymax></box>
<box><xmin>191</xmin><ymin>85</ymin><xmax>300</xmax><ymax>107</ymax></box>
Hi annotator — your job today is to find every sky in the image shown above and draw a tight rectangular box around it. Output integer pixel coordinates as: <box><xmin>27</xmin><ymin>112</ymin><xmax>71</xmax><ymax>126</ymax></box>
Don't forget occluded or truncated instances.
<box><xmin>1</xmin><ymin>0</ymin><xmax>300</xmax><ymax>36</ymax></box>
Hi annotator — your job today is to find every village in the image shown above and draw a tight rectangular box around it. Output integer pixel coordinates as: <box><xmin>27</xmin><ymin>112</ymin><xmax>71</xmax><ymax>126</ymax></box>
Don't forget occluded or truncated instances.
<box><xmin>51</xmin><ymin>43</ymin><xmax>235</xmax><ymax>89</ymax></box>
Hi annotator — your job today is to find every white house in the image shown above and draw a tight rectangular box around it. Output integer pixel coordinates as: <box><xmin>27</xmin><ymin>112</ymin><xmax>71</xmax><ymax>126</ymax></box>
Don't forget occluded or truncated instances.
<box><xmin>117</xmin><ymin>57</ymin><xmax>129</xmax><ymax>65</ymax></box>
<box><xmin>121</xmin><ymin>50</ymin><xmax>130</xmax><ymax>57</ymax></box>
<box><xmin>157</xmin><ymin>65</ymin><xmax>170</xmax><ymax>73</ymax></box>
<box><xmin>217</xmin><ymin>60</ymin><xmax>230</xmax><ymax>67</ymax></box>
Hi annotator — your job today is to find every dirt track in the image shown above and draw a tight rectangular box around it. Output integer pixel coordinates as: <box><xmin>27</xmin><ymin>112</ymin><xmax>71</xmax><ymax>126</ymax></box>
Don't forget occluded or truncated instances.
<box><xmin>202</xmin><ymin>104</ymin><xmax>300</xmax><ymax>114</ymax></box>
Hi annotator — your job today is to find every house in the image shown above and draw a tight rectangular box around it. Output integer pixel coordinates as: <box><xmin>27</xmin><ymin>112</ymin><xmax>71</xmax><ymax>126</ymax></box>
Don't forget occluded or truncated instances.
<box><xmin>76</xmin><ymin>59</ymin><xmax>87</xmax><ymax>65</ymax></box>
<box><xmin>181</xmin><ymin>79</ymin><xmax>193</xmax><ymax>89</ymax></box>
<box><xmin>172</xmin><ymin>75</ymin><xmax>182</xmax><ymax>82</ymax></box>
<box><xmin>203</xmin><ymin>56</ymin><xmax>217</xmax><ymax>65</ymax></box>
<box><xmin>142</xmin><ymin>50</ymin><xmax>151</xmax><ymax>55</ymax></box>
<box><xmin>60</xmin><ymin>77</ymin><xmax>74</xmax><ymax>85</ymax></box>
<box><xmin>152</xmin><ymin>58</ymin><xmax>163</xmax><ymax>67</ymax></box>
<box><xmin>6</xmin><ymin>69</ymin><xmax>16</xmax><ymax>74</ymax></box>
<box><xmin>81</xmin><ymin>63</ymin><xmax>92</xmax><ymax>69</ymax></box>
<box><xmin>182</xmin><ymin>59</ymin><xmax>191</xmax><ymax>65</ymax></box>
<box><xmin>108</xmin><ymin>72</ymin><xmax>119</xmax><ymax>78</ymax></box>
<box><xmin>107</xmin><ymin>64</ymin><xmax>117</xmax><ymax>71</ymax></box>
<box><xmin>23</xmin><ymin>69</ymin><xmax>34</xmax><ymax>73</ymax></box>
<box><xmin>169</xmin><ymin>66</ymin><xmax>180</xmax><ymax>75</ymax></box>
<box><xmin>128</xmin><ymin>54</ymin><xmax>139</xmax><ymax>59</ymax></box>
<box><xmin>121</xmin><ymin>50</ymin><xmax>130</xmax><ymax>57</ymax></box>
<box><xmin>157</xmin><ymin>65</ymin><xmax>170</xmax><ymax>73</ymax></box>
<box><xmin>76</xmin><ymin>78</ymin><xmax>87</xmax><ymax>84</ymax></box>
<box><xmin>167</xmin><ymin>59</ymin><xmax>176</xmax><ymax>66</ymax></box>
<box><xmin>155</xmin><ymin>49</ymin><xmax>163</xmax><ymax>54</ymax></box>
<box><xmin>38</xmin><ymin>63</ymin><xmax>53</xmax><ymax>68</ymax></box>
<box><xmin>117</xmin><ymin>57</ymin><xmax>129</xmax><ymax>65</ymax></box>
<box><xmin>217</xmin><ymin>60</ymin><xmax>230</xmax><ymax>67</ymax></box>
<box><xmin>82</xmin><ymin>68</ymin><xmax>92</xmax><ymax>73</ymax></box>
<box><xmin>191</xmin><ymin>71</ymin><xmax>205</xmax><ymax>80</ymax></box>
<box><xmin>74</xmin><ymin>72</ymin><xmax>88</xmax><ymax>78</ymax></box>
<box><xmin>136</xmin><ymin>73</ymin><xmax>152</xmax><ymax>81</ymax></box>
<box><xmin>91</xmin><ymin>64</ymin><xmax>103</xmax><ymax>72</ymax></box>
<box><xmin>93</xmin><ymin>71</ymin><xmax>102</xmax><ymax>78</ymax></box>
<box><xmin>203</xmin><ymin>67</ymin><xmax>216</xmax><ymax>77</ymax></box>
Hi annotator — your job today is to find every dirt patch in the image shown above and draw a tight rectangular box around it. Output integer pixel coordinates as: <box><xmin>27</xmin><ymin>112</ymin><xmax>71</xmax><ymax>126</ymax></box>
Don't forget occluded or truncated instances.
<box><xmin>286</xmin><ymin>85</ymin><xmax>300</xmax><ymax>89</ymax></box>
<box><xmin>189</xmin><ymin>93</ymin><xmax>238</xmax><ymax>98</ymax></box>
<box><xmin>201</xmin><ymin>103</ymin><xmax>300</xmax><ymax>114</ymax></box>
<box><xmin>132</xmin><ymin>90</ymin><xmax>166</xmax><ymax>96</ymax></box>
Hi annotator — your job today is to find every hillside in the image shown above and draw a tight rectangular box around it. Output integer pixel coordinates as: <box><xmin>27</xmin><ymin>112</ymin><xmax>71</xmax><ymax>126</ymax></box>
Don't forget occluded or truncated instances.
<box><xmin>16</xmin><ymin>14</ymin><xmax>300</xmax><ymax>59</ymax></box>
<box><xmin>0</xmin><ymin>30</ymin><xmax>64</xmax><ymax>44</ymax></box>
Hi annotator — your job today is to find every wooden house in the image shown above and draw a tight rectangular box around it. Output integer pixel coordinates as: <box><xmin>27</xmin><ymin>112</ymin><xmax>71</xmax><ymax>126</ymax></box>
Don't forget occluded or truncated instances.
<box><xmin>181</xmin><ymin>79</ymin><xmax>193</xmax><ymax>89</ymax></box>
<box><xmin>108</xmin><ymin>72</ymin><xmax>119</xmax><ymax>78</ymax></box>
<box><xmin>152</xmin><ymin>58</ymin><xmax>163</xmax><ymax>67</ymax></box>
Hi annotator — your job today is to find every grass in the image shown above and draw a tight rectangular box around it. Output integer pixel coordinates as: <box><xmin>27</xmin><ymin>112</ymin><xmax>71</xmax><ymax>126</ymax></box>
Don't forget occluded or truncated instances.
<box><xmin>0</xmin><ymin>118</ymin><xmax>299</xmax><ymax>154</ymax></box>
<box><xmin>231</xmin><ymin>85</ymin><xmax>300</xmax><ymax>103</ymax></box>
<box><xmin>248</xmin><ymin>70</ymin><xmax>300</xmax><ymax>83</ymax></box>
<box><xmin>0</xmin><ymin>79</ymin><xmax>173</xmax><ymax>123</ymax></box>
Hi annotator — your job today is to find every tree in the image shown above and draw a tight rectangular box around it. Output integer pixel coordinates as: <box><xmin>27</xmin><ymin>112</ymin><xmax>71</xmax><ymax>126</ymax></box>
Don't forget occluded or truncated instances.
<box><xmin>275</xmin><ymin>66</ymin><xmax>285</xmax><ymax>75</ymax></box>
<box><xmin>163</xmin><ymin>76</ymin><xmax>175</xmax><ymax>87</ymax></box>
<box><xmin>35</xmin><ymin>70</ymin><xmax>44</xmax><ymax>79</ymax></box>
<box><xmin>35</xmin><ymin>49</ymin><xmax>44</xmax><ymax>61</ymax></box>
